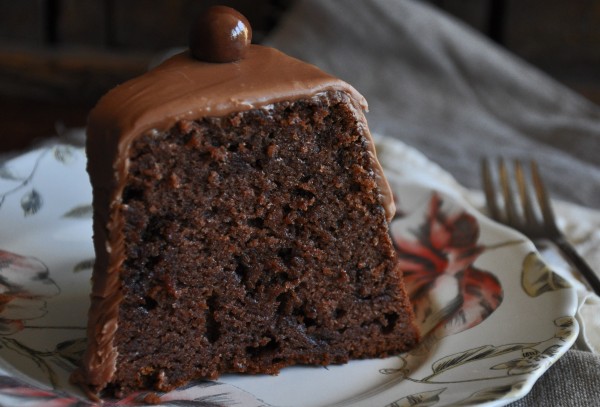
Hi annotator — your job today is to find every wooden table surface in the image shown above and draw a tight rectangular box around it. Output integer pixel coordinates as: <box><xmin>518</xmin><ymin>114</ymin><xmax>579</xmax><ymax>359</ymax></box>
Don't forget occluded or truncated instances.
<box><xmin>0</xmin><ymin>98</ymin><xmax>91</xmax><ymax>153</ymax></box>
<box><xmin>1</xmin><ymin>0</ymin><xmax>599</xmax><ymax>156</ymax></box>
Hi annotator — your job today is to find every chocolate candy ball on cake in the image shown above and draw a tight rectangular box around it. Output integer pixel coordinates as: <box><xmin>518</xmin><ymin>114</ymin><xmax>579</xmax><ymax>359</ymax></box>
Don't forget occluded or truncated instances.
<box><xmin>72</xmin><ymin>6</ymin><xmax>419</xmax><ymax>399</ymax></box>
<box><xmin>189</xmin><ymin>5</ymin><xmax>252</xmax><ymax>63</ymax></box>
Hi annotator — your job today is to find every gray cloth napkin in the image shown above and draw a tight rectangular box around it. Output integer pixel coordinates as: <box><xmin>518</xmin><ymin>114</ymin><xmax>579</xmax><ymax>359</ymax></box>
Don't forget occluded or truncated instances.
<box><xmin>266</xmin><ymin>0</ymin><xmax>600</xmax><ymax>405</ymax></box>
<box><xmin>267</xmin><ymin>0</ymin><xmax>600</xmax><ymax>210</ymax></box>
<box><xmin>510</xmin><ymin>350</ymin><xmax>600</xmax><ymax>406</ymax></box>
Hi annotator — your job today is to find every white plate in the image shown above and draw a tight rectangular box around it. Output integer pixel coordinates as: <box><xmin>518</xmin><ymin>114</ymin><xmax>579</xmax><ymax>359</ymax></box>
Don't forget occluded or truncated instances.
<box><xmin>0</xmin><ymin>144</ymin><xmax>578</xmax><ymax>406</ymax></box>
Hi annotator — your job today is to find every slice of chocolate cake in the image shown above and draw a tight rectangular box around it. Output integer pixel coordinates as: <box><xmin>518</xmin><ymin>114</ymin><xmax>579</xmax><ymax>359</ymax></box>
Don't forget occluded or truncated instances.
<box><xmin>73</xmin><ymin>6</ymin><xmax>418</xmax><ymax>399</ymax></box>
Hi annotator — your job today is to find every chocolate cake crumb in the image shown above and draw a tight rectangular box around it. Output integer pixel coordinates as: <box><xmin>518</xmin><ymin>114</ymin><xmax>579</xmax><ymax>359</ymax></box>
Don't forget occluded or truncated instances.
<box><xmin>105</xmin><ymin>91</ymin><xmax>417</xmax><ymax>397</ymax></box>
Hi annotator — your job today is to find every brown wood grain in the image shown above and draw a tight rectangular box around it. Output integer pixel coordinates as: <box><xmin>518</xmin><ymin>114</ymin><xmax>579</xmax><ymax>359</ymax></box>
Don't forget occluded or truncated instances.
<box><xmin>1</xmin><ymin>0</ymin><xmax>599</xmax><ymax>155</ymax></box>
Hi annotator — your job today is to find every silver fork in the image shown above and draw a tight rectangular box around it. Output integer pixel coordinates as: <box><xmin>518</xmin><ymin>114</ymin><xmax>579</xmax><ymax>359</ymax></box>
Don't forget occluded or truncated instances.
<box><xmin>481</xmin><ymin>158</ymin><xmax>600</xmax><ymax>295</ymax></box>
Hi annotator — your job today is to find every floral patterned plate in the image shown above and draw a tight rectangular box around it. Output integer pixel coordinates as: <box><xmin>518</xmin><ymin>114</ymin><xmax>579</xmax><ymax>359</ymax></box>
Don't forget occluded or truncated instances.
<box><xmin>0</xmin><ymin>143</ymin><xmax>578</xmax><ymax>407</ymax></box>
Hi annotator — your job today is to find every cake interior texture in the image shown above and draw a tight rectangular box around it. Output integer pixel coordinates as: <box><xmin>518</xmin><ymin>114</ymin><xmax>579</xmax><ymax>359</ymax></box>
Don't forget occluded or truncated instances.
<box><xmin>108</xmin><ymin>90</ymin><xmax>417</xmax><ymax>396</ymax></box>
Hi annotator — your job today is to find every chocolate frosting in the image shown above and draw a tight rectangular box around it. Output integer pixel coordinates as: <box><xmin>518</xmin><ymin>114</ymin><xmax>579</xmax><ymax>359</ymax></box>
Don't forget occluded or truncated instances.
<box><xmin>75</xmin><ymin>44</ymin><xmax>395</xmax><ymax>396</ymax></box>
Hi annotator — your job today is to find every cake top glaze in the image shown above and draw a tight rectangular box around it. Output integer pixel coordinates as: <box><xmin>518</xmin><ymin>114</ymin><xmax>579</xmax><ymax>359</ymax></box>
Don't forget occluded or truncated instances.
<box><xmin>88</xmin><ymin>45</ymin><xmax>368</xmax><ymax>152</ymax></box>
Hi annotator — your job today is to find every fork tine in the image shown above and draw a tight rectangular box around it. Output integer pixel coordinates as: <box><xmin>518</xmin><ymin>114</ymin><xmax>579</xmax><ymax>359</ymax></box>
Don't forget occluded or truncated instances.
<box><xmin>530</xmin><ymin>160</ymin><xmax>559</xmax><ymax>235</ymax></box>
<box><xmin>481</xmin><ymin>158</ymin><xmax>501</xmax><ymax>221</ymax></box>
<box><xmin>481</xmin><ymin>157</ymin><xmax>600</xmax><ymax>295</ymax></box>
<box><xmin>498</xmin><ymin>158</ymin><xmax>519</xmax><ymax>228</ymax></box>
<box><xmin>529</xmin><ymin>160</ymin><xmax>600</xmax><ymax>294</ymax></box>
<box><xmin>514</xmin><ymin>160</ymin><xmax>537</xmax><ymax>227</ymax></box>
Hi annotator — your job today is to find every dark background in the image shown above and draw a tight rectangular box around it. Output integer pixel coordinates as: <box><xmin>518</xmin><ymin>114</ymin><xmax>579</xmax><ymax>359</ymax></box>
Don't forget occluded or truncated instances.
<box><xmin>1</xmin><ymin>0</ymin><xmax>599</xmax><ymax>153</ymax></box>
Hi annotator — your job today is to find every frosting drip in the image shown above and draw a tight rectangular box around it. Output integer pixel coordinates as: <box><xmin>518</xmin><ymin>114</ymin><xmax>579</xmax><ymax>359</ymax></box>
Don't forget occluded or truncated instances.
<box><xmin>75</xmin><ymin>44</ymin><xmax>395</xmax><ymax>395</ymax></box>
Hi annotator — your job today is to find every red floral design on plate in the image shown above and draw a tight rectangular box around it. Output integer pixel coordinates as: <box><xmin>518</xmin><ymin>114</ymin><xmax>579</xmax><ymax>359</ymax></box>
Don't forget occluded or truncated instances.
<box><xmin>0</xmin><ymin>374</ymin><xmax>150</xmax><ymax>406</ymax></box>
<box><xmin>0</xmin><ymin>250</ymin><xmax>60</xmax><ymax>335</ymax></box>
<box><xmin>392</xmin><ymin>193</ymin><xmax>503</xmax><ymax>338</ymax></box>
<box><xmin>0</xmin><ymin>374</ymin><xmax>264</xmax><ymax>406</ymax></box>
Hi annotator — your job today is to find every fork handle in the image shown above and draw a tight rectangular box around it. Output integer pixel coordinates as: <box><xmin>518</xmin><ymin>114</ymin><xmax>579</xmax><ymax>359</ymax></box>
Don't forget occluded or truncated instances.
<box><xmin>553</xmin><ymin>235</ymin><xmax>600</xmax><ymax>296</ymax></box>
